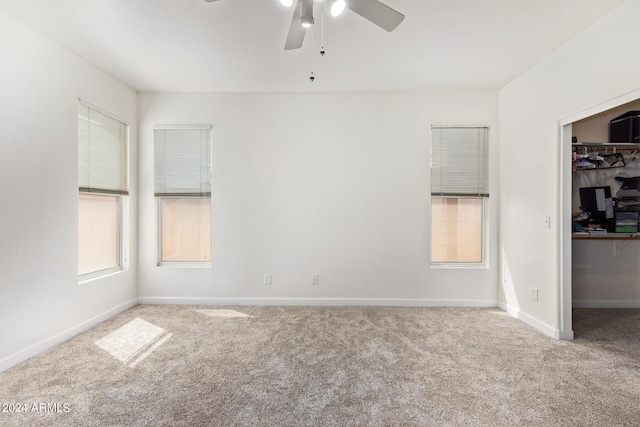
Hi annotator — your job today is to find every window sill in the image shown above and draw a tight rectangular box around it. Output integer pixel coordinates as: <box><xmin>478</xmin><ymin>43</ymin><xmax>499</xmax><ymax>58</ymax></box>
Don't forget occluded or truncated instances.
<box><xmin>157</xmin><ymin>262</ymin><xmax>212</xmax><ymax>268</ymax></box>
<box><xmin>431</xmin><ymin>262</ymin><xmax>488</xmax><ymax>269</ymax></box>
<box><xmin>79</xmin><ymin>266</ymin><xmax>124</xmax><ymax>284</ymax></box>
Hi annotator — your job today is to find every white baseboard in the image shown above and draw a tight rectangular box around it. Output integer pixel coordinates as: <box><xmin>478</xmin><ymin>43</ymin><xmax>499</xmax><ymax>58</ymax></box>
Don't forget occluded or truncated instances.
<box><xmin>497</xmin><ymin>302</ymin><xmax>569</xmax><ymax>340</ymax></box>
<box><xmin>573</xmin><ymin>300</ymin><xmax>640</xmax><ymax>308</ymax></box>
<box><xmin>0</xmin><ymin>298</ymin><xmax>138</xmax><ymax>373</ymax></box>
<box><xmin>138</xmin><ymin>296</ymin><xmax>498</xmax><ymax>308</ymax></box>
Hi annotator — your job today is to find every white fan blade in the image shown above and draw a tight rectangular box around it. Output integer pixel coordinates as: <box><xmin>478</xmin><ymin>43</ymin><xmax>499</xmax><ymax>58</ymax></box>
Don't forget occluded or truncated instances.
<box><xmin>347</xmin><ymin>0</ymin><xmax>404</xmax><ymax>32</ymax></box>
<box><xmin>284</xmin><ymin>0</ymin><xmax>307</xmax><ymax>50</ymax></box>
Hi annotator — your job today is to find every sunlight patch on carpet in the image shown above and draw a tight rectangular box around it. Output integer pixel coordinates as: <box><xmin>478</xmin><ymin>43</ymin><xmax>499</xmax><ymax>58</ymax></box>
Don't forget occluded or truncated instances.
<box><xmin>195</xmin><ymin>309</ymin><xmax>253</xmax><ymax>318</ymax></box>
<box><xmin>490</xmin><ymin>310</ymin><xmax>509</xmax><ymax>316</ymax></box>
<box><xmin>95</xmin><ymin>318</ymin><xmax>172</xmax><ymax>367</ymax></box>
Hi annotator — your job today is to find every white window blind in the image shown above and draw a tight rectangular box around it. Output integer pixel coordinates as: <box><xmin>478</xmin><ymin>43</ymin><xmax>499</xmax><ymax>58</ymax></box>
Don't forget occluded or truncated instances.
<box><xmin>78</xmin><ymin>103</ymin><xmax>128</xmax><ymax>195</ymax></box>
<box><xmin>154</xmin><ymin>127</ymin><xmax>212</xmax><ymax>197</ymax></box>
<box><xmin>431</xmin><ymin>127</ymin><xmax>489</xmax><ymax>197</ymax></box>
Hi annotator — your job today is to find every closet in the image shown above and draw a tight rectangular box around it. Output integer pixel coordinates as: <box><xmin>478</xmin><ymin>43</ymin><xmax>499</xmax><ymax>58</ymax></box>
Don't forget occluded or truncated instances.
<box><xmin>571</xmin><ymin>100</ymin><xmax>640</xmax><ymax>307</ymax></box>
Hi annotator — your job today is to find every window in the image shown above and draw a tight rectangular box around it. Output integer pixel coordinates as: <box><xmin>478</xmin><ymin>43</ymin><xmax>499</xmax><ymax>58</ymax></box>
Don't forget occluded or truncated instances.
<box><xmin>78</xmin><ymin>102</ymin><xmax>128</xmax><ymax>278</ymax></box>
<box><xmin>155</xmin><ymin>126</ymin><xmax>212</xmax><ymax>264</ymax></box>
<box><xmin>431</xmin><ymin>126</ymin><xmax>489</xmax><ymax>265</ymax></box>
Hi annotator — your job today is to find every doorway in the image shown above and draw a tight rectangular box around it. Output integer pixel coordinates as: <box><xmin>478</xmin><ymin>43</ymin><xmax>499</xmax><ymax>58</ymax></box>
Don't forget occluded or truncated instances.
<box><xmin>560</xmin><ymin>90</ymin><xmax>640</xmax><ymax>339</ymax></box>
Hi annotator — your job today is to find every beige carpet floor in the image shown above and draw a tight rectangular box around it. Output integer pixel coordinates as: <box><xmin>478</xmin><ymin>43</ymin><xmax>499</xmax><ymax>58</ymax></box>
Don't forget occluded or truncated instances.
<box><xmin>0</xmin><ymin>305</ymin><xmax>639</xmax><ymax>426</ymax></box>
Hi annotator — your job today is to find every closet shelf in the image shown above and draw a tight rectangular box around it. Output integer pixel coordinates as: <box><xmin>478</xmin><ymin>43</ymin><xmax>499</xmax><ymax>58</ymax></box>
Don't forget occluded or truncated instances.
<box><xmin>573</xmin><ymin>142</ymin><xmax>640</xmax><ymax>148</ymax></box>
<box><xmin>572</xmin><ymin>232</ymin><xmax>640</xmax><ymax>240</ymax></box>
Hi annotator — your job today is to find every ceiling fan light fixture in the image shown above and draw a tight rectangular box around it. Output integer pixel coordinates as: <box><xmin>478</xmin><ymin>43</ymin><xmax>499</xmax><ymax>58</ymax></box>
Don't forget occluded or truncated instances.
<box><xmin>300</xmin><ymin>0</ymin><xmax>314</xmax><ymax>28</ymax></box>
<box><xmin>330</xmin><ymin>0</ymin><xmax>346</xmax><ymax>17</ymax></box>
<box><xmin>279</xmin><ymin>0</ymin><xmax>294</xmax><ymax>7</ymax></box>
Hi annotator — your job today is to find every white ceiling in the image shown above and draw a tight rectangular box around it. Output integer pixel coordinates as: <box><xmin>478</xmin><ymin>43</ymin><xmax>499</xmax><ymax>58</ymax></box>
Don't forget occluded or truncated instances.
<box><xmin>0</xmin><ymin>0</ymin><xmax>626</xmax><ymax>92</ymax></box>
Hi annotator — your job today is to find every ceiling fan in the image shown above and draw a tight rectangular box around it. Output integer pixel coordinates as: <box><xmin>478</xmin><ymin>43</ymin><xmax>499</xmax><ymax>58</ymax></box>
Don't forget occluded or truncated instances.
<box><xmin>204</xmin><ymin>0</ymin><xmax>405</xmax><ymax>50</ymax></box>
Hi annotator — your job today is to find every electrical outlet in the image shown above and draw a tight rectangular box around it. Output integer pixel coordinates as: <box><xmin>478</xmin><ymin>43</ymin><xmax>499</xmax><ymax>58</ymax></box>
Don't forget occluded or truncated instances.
<box><xmin>263</xmin><ymin>274</ymin><xmax>271</xmax><ymax>286</ymax></box>
<box><xmin>543</xmin><ymin>216</ymin><xmax>551</xmax><ymax>228</ymax></box>
<box><xmin>532</xmin><ymin>287</ymin><xmax>539</xmax><ymax>301</ymax></box>
<box><xmin>312</xmin><ymin>274</ymin><xmax>319</xmax><ymax>285</ymax></box>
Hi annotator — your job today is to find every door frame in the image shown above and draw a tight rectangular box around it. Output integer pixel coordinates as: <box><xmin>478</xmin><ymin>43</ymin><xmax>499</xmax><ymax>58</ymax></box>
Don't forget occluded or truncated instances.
<box><xmin>558</xmin><ymin>89</ymin><xmax>640</xmax><ymax>339</ymax></box>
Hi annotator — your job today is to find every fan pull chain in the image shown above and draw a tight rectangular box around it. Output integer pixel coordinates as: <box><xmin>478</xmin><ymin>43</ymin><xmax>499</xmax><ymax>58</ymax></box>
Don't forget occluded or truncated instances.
<box><xmin>320</xmin><ymin>0</ymin><xmax>325</xmax><ymax>56</ymax></box>
<box><xmin>309</xmin><ymin>17</ymin><xmax>315</xmax><ymax>82</ymax></box>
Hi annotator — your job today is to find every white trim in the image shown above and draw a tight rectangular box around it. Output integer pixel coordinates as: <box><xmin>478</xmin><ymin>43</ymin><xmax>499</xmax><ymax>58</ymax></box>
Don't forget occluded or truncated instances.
<box><xmin>560</xmin><ymin>88</ymin><xmax>640</xmax><ymax>126</ymax></box>
<box><xmin>78</xmin><ymin>98</ymin><xmax>129</xmax><ymax>126</ymax></box>
<box><xmin>78</xmin><ymin>265</ymin><xmax>123</xmax><ymax>284</ymax></box>
<box><xmin>0</xmin><ymin>299</ymin><xmax>138</xmax><ymax>373</ymax></box>
<box><xmin>497</xmin><ymin>302</ymin><xmax>571</xmax><ymax>340</ymax></box>
<box><xmin>154</xmin><ymin>124</ymin><xmax>213</xmax><ymax>130</ymax></box>
<box><xmin>430</xmin><ymin>124</ymin><xmax>492</xmax><ymax>129</ymax></box>
<box><xmin>559</xmin><ymin>123</ymin><xmax>573</xmax><ymax>339</ymax></box>
<box><xmin>430</xmin><ymin>263</ymin><xmax>489</xmax><ymax>269</ymax></box>
<box><xmin>138</xmin><ymin>296</ymin><xmax>498</xmax><ymax>308</ymax></box>
<box><xmin>557</xmin><ymin>329</ymin><xmax>574</xmax><ymax>340</ymax></box>
<box><xmin>573</xmin><ymin>300</ymin><xmax>640</xmax><ymax>308</ymax></box>
<box><xmin>156</xmin><ymin>262</ymin><xmax>212</xmax><ymax>268</ymax></box>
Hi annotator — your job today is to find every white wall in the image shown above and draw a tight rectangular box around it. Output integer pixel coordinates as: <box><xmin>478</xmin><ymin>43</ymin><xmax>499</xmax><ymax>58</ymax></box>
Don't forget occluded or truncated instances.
<box><xmin>138</xmin><ymin>91</ymin><xmax>499</xmax><ymax>305</ymax></box>
<box><xmin>0</xmin><ymin>6</ymin><xmax>138</xmax><ymax>370</ymax></box>
<box><xmin>499</xmin><ymin>0</ymin><xmax>640</xmax><ymax>337</ymax></box>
